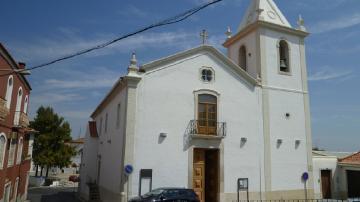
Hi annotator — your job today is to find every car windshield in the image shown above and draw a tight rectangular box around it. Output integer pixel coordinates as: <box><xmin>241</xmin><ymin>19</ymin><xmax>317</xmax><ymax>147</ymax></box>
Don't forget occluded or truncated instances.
<box><xmin>142</xmin><ymin>188</ymin><xmax>165</xmax><ymax>198</ymax></box>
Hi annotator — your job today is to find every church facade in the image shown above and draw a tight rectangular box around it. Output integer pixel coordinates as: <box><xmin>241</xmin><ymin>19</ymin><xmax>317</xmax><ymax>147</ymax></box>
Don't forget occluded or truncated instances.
<box><xmin>79</xmin><ymin>1</ymin><xmax>314</xmax><ymax>202</ymax></box>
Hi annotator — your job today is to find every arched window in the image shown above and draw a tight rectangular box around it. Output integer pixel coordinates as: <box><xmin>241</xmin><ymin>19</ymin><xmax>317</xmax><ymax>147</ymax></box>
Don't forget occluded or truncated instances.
<box><xmin>5</xmin><ymin>76</ymin><xmax>14</xmax><ymax>109</ymax></box>
<box><xmin>197</xmin><ymin>94</ymin><xmax>217</xmax><ymax>135</ymax></box>
<box><xmin>279</xmin><ymin>40</ymin><xmax>290</xmax><ymax>73</ymax></box>
<box><xmin>16</xmin><ymin>137</ymin><xmax>23</xmax><ymax>164</ymax></box>
<box><xmin>239</xmin><ymin>45</ymin><xmax>247</xmax><ymax>71</ymax></box>
<box><xmin>8</xmin><ymin>137</ymin><xmax>16</xmax><ymax>167</ymax></box>
<box><xmin>23</xmin><ymin>95</ymin><xmax>29</xmax><ymax>114</ymax></box>
<box><xmin>14</xmin><ymin>177</ymin><xmax>19</xmax><ymax>201</ymax></box>
<box><xmin>0</xmin><ymin>133</ymin><xmax>6</xmax><ymax>169</ymax></box>
<box><xmin>14</xmin><ymin>88</ymin><xmax>23</xmax><ymax>126</ymax></box>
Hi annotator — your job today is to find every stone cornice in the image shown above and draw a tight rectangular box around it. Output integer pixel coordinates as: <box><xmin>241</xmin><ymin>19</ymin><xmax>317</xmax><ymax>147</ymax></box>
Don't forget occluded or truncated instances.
<box><xmin>223</xmin><ymin>21</ymin><xmax>309</xmax><ymax>48</ymax></box>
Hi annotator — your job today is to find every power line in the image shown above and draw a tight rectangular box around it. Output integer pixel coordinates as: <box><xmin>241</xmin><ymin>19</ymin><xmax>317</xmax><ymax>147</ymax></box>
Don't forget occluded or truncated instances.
<box><xmin>0</xmin><ymin>0</ymin><xmax>223</xmax><ymax>77</ymax></box>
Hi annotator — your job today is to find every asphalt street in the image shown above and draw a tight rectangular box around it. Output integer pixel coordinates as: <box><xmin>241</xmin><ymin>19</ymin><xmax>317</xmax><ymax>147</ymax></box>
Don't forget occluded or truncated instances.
<box><xmin>28</xmin><ymin>187</ymin><xmax>80</xmax><ymax>202</ymax></box>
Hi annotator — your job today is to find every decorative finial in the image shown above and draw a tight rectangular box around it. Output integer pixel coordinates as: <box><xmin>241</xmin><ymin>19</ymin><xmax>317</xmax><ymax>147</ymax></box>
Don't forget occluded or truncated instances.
<box><xmin>128</xmin><ymin>52</ymin><xmax>138</xmax><ymax>74</ymax></box>
<box><xmin>256</xmin><ymin>8</ymin><xmax>265</xmax><ymax>20</ymax></box>
<box><xmin>225</xmin><ymin>26</ymin><xmax>232</xmax><ymax>39</ymax></box>
<box><xmin>200</xmin><ymin>29</ymin><xmax>208</xmax><ymax>45</ymax></box>
<box><xmin>130</xmin><ymin>52</ymin><xmax>137</xmax><ymax>66</ymax></box>
<box><xmin>297</xmin><ymin>15</ymin><xmax>306</xmax><ymax>31</ymax></box>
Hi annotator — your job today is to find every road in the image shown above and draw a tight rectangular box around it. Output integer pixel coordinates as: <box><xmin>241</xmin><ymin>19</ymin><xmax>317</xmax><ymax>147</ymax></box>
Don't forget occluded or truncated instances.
<box><xmin>27</xmin><ymin>187</ymin><xmax>81</xmax><ymax>202</ymax></box>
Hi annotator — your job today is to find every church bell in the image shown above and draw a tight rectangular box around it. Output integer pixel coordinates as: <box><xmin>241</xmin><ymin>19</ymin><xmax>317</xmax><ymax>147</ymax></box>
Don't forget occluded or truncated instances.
<box><xmin>280</xmin><ymin>59</ymin><xmax>287</xmax><ymax>68</ymax></box>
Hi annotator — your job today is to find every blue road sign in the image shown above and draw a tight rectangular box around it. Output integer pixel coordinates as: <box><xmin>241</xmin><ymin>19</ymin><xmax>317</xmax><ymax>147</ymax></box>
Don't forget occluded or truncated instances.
<box><xmin>124</xmin><ymin>165</ymin><xmax>134</xmax><ymax>175</ymax></box>
<box><xmin>302</xmin><ymin>172</ymin><xmax>309</xmax><ymax>181</ymax></box>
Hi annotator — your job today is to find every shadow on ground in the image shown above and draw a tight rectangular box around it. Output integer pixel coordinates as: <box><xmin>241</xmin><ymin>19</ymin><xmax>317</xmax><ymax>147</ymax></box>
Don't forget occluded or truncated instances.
<box><xmin>28</xmin><ymin>187</ymin><xmax>80</xmax><ymax>202</ymax></box>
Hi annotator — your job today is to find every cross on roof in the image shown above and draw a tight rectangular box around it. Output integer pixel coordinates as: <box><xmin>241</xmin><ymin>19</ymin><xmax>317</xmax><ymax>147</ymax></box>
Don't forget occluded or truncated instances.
<box><xmin>200</xmin><ymin>29</ymin><xmax>208</xmax><ymax>45</ymax></box>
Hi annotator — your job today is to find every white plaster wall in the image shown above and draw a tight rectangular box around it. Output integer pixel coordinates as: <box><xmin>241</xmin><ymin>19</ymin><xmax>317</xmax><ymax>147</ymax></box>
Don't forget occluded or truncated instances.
<box><xmin>131</xmin><ymin>51</ymin><xmax>264</xmax><ymax>198</ymax></box>
<box><xmin>79</xmin><ymin>126</ymin><xmax>99</xmax><ymax>199</ymax></box>
<box><xmin>268</xmin><ymin>90</ymin><xmax>308</xmax><ymax>191</ymax></box>
<box><xmin>79</xmin><ymin>86</ymin><xmax>127</xmax><ymax>202</ymax></box>
<box><xmin>227</xmin><ymin>32</ymin><xmax>259</xmax><ymax>78</ymax></box>
<box><xmin>312</xmin><ymin>156</ymin><xmax>338</xmax><ymax>198</ymax></box>
<box><xmin>263</xmin><ymin>29</ymin><xmax>303</xmax><ymax>91</ymax></box>
<box><xmin>94</xmin><ymin>88</ymin><xmax>127</xmax><ymax>197</ymax></box>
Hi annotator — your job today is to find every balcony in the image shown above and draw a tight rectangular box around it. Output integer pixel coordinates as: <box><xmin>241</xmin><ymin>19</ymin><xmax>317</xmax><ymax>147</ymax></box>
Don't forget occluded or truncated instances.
<box><xmin>186</xmin><ymin>120</ymin><xmax>226</xmax><ymax>139</ymax></box>
<box><xmin>0</xmin><ymin>97</ymin><xmax>9</xmax><ymax>121</ymax></box>
<box><xmin>19</xmin><ymin>112</ymin><xmax>30</xmax><ymax>128</ymax></box>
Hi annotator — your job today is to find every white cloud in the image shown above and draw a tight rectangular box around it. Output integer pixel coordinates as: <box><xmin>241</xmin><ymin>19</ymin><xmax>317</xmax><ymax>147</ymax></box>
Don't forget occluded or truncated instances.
<box><xmin>10</xmin><ymin>30</ymin><xmax>204</xmax><ymax>63</ymax></box>
<box><xmin>30</xmin><ymin>93</ymin><xmax>84</xmax><ymax>105</ymax></box>
<box><xmin>44</xmin><ymin>78</ymin><xmax>117</xmax><ymax>89</ymax></box>
<box><xmin>310</xmin><ymin>12</ymin><xmax>360</xmax><ymax>34</ymax></box>
<box><xmin>190</xmin><ymin>0</ymin><xmax>243</xmax><ymax>6</ymax></box>
<box><xmin>308</xmin><ymin>67</ymin><xmax>353</xmax><ymax>81</ymax></box>
<box><xmin>294</xmin><ymin>0</ymin><xmax>346</xmax><ymax>11</ymax></box>
<box><xmin>38</xmin><ymin>66</ymin><xmax>120</xmax><ymax>90</ymax></box>
<box><xmin>62</xmin><ymin>110</ymin><xmax>91</xmax><ymax>119</ymax></box>
<box><xmin>9</xmin><ymin>29</ymin><xmax>227</xmax><ymax>65</ymax></box>
<box><xmin>118</xmin><ymin>5</ymin><xmax>148</xmax><ymax>18</ymax></box>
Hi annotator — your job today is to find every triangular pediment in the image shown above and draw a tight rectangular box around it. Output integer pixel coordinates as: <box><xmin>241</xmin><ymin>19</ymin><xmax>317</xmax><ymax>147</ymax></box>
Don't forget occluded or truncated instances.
<box><xmin>141</xmin><ymin>45</ymin><xmax>257</xmax><ymax>86</ymax></box>
<box><xmin>238</xmin><ymin>0</ymin><xmax>291</xmax><ymax>32</ymax></box>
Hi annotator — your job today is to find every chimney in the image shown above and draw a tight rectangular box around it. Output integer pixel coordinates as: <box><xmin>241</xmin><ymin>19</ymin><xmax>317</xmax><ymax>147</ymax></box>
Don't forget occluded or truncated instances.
<box><xmin>18</xmin><ymin>62</ymin><xmax>26</xmax><ymax>69</ymax></box>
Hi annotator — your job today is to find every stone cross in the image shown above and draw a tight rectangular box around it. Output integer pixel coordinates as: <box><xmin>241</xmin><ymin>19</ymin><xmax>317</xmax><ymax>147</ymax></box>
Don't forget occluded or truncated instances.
<box><xmin>200</xmin><ymin>29</ymin><xmax>208</xmax><ymax>45</ymax></box>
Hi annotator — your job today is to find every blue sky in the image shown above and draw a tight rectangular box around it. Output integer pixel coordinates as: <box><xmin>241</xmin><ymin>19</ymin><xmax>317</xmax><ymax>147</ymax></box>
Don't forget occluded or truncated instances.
<box><xmin>0</xmin><ymin>0</ymin><xmax>359</xmax><ymax>152</ymax></box>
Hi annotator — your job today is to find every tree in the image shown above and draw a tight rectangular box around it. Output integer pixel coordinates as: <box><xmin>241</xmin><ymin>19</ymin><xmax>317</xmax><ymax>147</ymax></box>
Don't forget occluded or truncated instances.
<box><xmin>30</xmin><ymin>106</ymin><xmax>76</xmax><ymax>177</ymax></box>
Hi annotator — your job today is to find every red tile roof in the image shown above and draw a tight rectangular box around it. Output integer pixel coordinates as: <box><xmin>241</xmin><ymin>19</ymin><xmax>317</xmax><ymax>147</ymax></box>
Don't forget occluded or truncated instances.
<box><xmin>339</xmin><ymin>151</ymin><xmax>360</xmax><ymax>165</ymax></box>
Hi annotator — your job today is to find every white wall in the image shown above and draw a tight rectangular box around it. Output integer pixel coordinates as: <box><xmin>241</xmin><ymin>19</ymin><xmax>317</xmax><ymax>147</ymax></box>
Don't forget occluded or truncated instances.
<box><xmin>93</xmin><ymin>87</ymin><xmax>128</xmax><ymax>201</ymax></box>
<box><xmin>79</xmin><ymin>126</ymin><xmax>99</xmax><ymax>200</ymax></box>
<box><xmin>312</xmin><ymin>156</ymin><xmax>338</xmax><ymax>199</ymax></box>
<box><xmin>263</xmin><ymin>29</ymin><xmax>304</xmax><ymax>91</ymax></box>
<box><xmin>132</xmin><ymin>51</ymin><xmax>264</xmax><ymax>198</ymax></box>
<box><xmin>227</xmin><ymin>32</ymin><xmax>259</xmax><ymax>79</ymax></box>
<box><xmin>268</xmin><ymin>90</ymin><xmax>308</xmax><ymax>191</ymax></box>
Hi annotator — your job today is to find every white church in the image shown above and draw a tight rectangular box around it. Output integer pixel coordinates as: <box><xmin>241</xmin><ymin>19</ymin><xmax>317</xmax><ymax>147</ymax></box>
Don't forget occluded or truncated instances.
<box><xmin>79</xmin><ymin>0</ymin><xmax>315</xmax><ymax>201</ymax></box>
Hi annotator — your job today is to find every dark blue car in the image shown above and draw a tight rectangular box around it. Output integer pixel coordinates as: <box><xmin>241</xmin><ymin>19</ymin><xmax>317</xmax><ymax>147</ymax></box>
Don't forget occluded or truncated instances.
<box><xmin>129</xmin><ymin>188</ymin><xmax>200</xmax><ymax>202</ymax></box>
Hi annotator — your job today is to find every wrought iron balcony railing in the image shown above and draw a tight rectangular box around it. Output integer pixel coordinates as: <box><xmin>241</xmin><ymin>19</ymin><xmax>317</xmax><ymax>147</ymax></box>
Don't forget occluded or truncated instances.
<box><xmin>0</xmin><ymin>97</ymin><xmax>9</xmax><ymax>121</ymax></box>
<box><xmin>186</xmin><ymin>120</ymin><xmax>226</xmax><ymax>138</ymax></box>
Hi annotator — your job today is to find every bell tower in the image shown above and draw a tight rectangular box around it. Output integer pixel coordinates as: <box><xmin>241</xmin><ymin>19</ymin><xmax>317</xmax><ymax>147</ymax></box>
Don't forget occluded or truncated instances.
<box><xmin>224</xmin><ymin>0</ymin><xmax>314</xmax><ymax>199</ymax></box>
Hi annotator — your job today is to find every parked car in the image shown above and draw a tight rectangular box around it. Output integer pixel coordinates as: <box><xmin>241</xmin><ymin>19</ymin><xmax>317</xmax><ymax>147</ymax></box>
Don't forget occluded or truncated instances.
<box><xmin>68</xmin><ymin>175</ymin><xmax>79</xmax><ymax>182</ymax></box>
<box><xmin>129</xmin><ymin>187</ymin><xmax>200</xmax><ymax>202</ymax></box>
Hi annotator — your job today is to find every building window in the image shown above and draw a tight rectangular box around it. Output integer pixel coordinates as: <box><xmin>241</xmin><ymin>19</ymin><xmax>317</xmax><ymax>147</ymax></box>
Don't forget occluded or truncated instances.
<box><xmin>13</xmin><ymin>178</ymin><xmax>19</xmax><ymax>201</ymax></box>
<box><xmin>239</xmin><ymin>45</ymin><xmax>247</xmax><ymax>71</ymax></box>
<box><xmin>201</xmin><ymin>68</ymin><xmax>214</xmax><ymax>82</ymax></box>
<box><xmin>116</xmin><ymin>103</ymin><xmax>121</xmax><ymax>129</ymax></box>
<box><xmin>0</xmin><ymin>133</ymin><xmax>6</xmax><ymax>169</ymax></box>
<box><xmin>16</xmin><ymin>138</ymin><xmax>23</xmax><ymax>164</ymax></box>
<box><xmin>279</xmin><ymin>40</ymin><xmax>290</xmax><ymax>73</ymax></box>
<box><xmin>197</xmin><ymin>94</ymin><xmax>217</xmax><ymax>135</ymax></box>
<box><xmin>8</xmin><ymin>137</ymin><xmax>16</xmax><ymax>167</ymax></box>
<box><xmin>23</xmin><ymin>95</ymin><xmax>29</xmax><ymax>114</ymax></box>
<box><xmin>4</xmin><ymin>182</ymin><xmax>11</xmax><ymax>202</ymax></box>
<box><xmin>5</xmin><ymin>76</ymin><xmax>14</xmax><ymax>109</ymax></box>
<box><xmin>105</xmin><ymin>113</ymin><xmax>108</xmax><ymax>133</ymax></box>
<box><xmin>99</xmin><ymin>117</ymin><xmax>103</xmax><ymax>136</ymax></box>
<box><xmin>14</xmin><ymin>88</ymin><xmax>23</xmax><ymax>126</ymax></box>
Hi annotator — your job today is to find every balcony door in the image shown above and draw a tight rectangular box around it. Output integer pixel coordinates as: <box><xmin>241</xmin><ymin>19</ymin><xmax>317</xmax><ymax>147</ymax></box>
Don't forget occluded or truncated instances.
<box><xmin>198</xmin><ymin>94</ymin><xmax>217</xmax><ymax>135</ymax></box>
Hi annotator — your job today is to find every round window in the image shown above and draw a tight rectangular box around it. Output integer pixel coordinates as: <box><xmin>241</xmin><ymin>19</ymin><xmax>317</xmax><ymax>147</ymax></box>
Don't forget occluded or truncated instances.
<box><xmin>201</xmin><ymin>69</ymin><xmax>213</xmax><ymax>82</ymax></box>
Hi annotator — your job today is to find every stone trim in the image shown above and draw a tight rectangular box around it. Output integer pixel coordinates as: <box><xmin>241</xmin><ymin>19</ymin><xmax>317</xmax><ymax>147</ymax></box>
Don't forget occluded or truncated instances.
<box><xmin>121</xmin><ymin>76</ymin><xmax>141</xmax><ymax>201</ymax></box>
<box><xmin>299</xmin><ymin>38</ymin><xmax>314</xmax><ymax>193</ymax></box>
<box><xmin>224</xmin><ymin>21</ymin><xmax>309</xmax><ymax>48</ymax></box>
